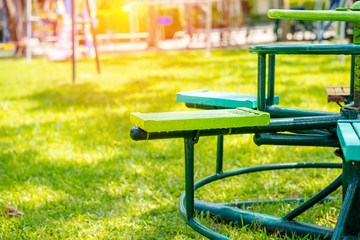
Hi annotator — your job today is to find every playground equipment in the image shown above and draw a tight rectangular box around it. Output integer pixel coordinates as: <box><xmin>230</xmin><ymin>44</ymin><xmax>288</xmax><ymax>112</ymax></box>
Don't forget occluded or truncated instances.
<box><xmin>70</xmin><ymin>0</ymin><xmax>100</xmax><ymax>83</ymax></box>
<box><xmin>24</xmin><ymin>0</ymin><xmax>100</xmax><ymax>82</ymax></box>
<box><xmin>128</xmin><ymin>0</ymin><xmax>218</xmax><ymax>55</ymax></box>
<box><xmin>314</xmin><ymin>0</ymin><xmax>347</xmax><ymax>42</ymax></box>
<box><xmin>25</xmin><ymin>0</ymin><xmax>65</xmax><ymax>61</ymax></box>
<box><xmin>0</xmin><ymin>1</ymin><xmax>15</xmax><ymax>57</ymax></box>
<box><xmin>281</xmin><ymin>0</ymin><xmax>350</xmax><ymax>42</ymax></box>
<box><xmin>26</xmin><ymin>0</ymin><xmax>100</xmax><ymax>82</ymax></box>
<box><xmin>130</xmin><ymin>2</ymin><xmax>360</xmax><ymax>239</ymax></box>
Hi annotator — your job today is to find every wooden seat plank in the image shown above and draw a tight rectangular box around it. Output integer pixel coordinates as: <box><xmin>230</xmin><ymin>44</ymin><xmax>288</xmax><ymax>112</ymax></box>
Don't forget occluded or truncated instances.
<box><xmin>326</xmin><ymin>86</ymin><xmax>350</xmax><ymax>102</ymax></box>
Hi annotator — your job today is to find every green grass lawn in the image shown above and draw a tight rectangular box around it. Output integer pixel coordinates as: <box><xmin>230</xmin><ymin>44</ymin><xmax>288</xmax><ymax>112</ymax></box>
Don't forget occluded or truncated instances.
<box><xmin>0</xmin><ymin>49</ymin><xmax>349</xmax><ymax>239</ymax></box>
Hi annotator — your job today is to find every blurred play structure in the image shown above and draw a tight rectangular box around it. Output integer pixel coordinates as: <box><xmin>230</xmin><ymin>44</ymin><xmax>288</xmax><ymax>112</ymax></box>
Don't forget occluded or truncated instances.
<box><xmin>21</xmin><ymin>0</ymin><xmax>100</xmax><ymax>82</ymax></box>
<box><xmin>314</xmin><ymin>0</ymin><xmax>350</xmax><ymax>43</ymax></box>
<box><xmin>283</xmin><ymin>0</ymin><xmax>352</xmax><ymax>42</ymax></box>
<box><xmin>0</xmin><ymin>0</ymin><xmax>278</xmax><ymax>59</ymax></box>
<box><xmin>68</xmin><ymin>0</ymin><xmax>101</xmax><ymax>82</ymax></box>
<box><xmin>1</xmin><ymin>0</ymin><xmax>356</xmax><ymax>67</ymax></box>
<box><xmin>0</xmin><ymin>0</ymin><xmax>15</xmax><ymax>57</ymax></box>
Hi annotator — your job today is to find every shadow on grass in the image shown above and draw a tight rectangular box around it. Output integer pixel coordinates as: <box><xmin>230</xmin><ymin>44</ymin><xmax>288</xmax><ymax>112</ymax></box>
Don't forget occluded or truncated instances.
<box><xmin>10</xmin><ymin>81</ymin><xmax>181</xmax><ymax>113</ymax></box>
<box><xmin>0</xmin><ymin>142</ymin><xmax>190</xmax><ymax>238</ymax></box>
<box><xmin>16</xmin><ymin>73</ymin><xmax>340</xmax><ymax>114</ymax></box>
<box><xmin>98</xmin><ymin>49</ymin><xmax>254</xmax><ymax>70</ymax></box>
<box><xmin>0</xmin><ymin>145</ymin><xmax>183</xmax><ymax>212</ymax></box>
<box><xmin>0</xmin><ymin>129</ymin><xmax>342</xmax><ymax>239</ymax></box>
<box><xmin>0</xmin><ymin>50</ymin><xmax>348</xmax><ymax>239</ymax></box>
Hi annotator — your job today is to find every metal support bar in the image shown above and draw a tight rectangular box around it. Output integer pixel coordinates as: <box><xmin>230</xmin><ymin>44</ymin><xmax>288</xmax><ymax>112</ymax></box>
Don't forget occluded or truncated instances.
<box><xmin>216</xmin><ymin>135</ymin><xmax>223</xmax><ymax>174</ymax></box>
<box><xmin>354</xmin><ymin>54</ymin><xmax>360</xmax><ymax>107</ymax></box>
<box><xmin>332</xmin><ymin>178</ymin><xmax>357</xmax><ymax>240</ymax></box>
<box><xmin>257</xmin><ymin>54</ymin><xmax>267</xmax><ymax>111</ymax></box>
<box><xmin>266</xmin><ymin>106</ymin><xmax>339</xmax><ymax>118</ymax></box>
<box><xmin>197</xmin><ymin>162</ymin><xmax>342</xmax><ymax>188</ymax></box>
<box><xmin>194</xmin><ymin>200</ymin><xmax>334</xmax><ymax>239</ymax></box>
<box><xmin>290</xmin><ymin>129</ymin><xmax>333</xmax><ymax>135</ymax></box>
<box><xmin>340</xmin><ymin>161</ymin><xmax>360</xmax><ymax>237</ymax></box>
<box><xmin>283</xmin><ymin>174</ymin><xmax>342</xmax><ymax>221</ymax></box>
<box><xmin>354</xmin><ymin>22</ymin><xmax>360</xmax><ymax>107</ymax></box>
<box><xmin>178</xmin><ymin>162</ymin><xmax>341</xmax><ymax>240</ymax></box>
<box><xmin>350</xmin><ymin>54</ymin><xmax>355</xmax><ymax>102</ymax></box>
<box><xmin>254</xmin><ymin>133</ymin><xmax>340</xmax><ymax>147</ymax></box>
<box><xmin>184</xmin><ymin>137</ymin><xmax>195</xmax><ymax>220</ymax></box>
<box><xmin>267</xmin><ymin>54</ymin><xmax>275</xmax><ymax>106</ymax></box>
<box><xmin>218</xmin><ymin>197</ymin><xmax>336</xmax><ymax>208</ymax></box>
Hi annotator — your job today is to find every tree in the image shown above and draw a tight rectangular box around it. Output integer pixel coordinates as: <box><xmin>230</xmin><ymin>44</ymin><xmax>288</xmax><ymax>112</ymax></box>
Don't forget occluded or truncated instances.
<box><xmin>4</xmin><ymin>0</ymin><xmax>26</xmax><ymax>55</ymax></box>
<box><xmin>147</xmin><ymin>5</ymin><xmax>158</xmax><ymax>48</ymax></box>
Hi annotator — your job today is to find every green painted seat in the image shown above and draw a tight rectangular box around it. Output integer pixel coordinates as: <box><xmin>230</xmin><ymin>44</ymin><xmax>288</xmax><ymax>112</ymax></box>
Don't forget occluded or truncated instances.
<box><xmin>337</xmin><ymin>120</ymin><xmax>360</xmax><ymax>162</ymax></box>
<box><xmin>130</xmin><ymin>108</ymin><xmax>270</xmax><ymax>132</ymax></box>
<box><xmin>176</xmin><ymin>90</ymin><xmax>279</xmax><ymax>109</ymax></box>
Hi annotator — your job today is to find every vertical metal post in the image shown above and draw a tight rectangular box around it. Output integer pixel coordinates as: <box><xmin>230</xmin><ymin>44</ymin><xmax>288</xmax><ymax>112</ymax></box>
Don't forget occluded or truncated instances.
<box><xmin>216</xmin><ymin>135</ymin><xmax>223</xmax><ymax>174</ymax></box>
<box><xmin>257</xmin><ymin>53</ymin><xmax>267</xmax><ymax>111</ymax></box>
<box><xmin>26</xmin><ymin>0</ymin><xmax>31</xmax><ymax>63</ymax></box>
<box><xmin>332</xmin><ymin>179</ymin><xmax>357</xmax><ymax>240</ymax></box>
<box><xmin>353</xmin><ymin>22</ymin><xmax>360</xmax><ymax>107</ymax></box>
<box><xmin>71</xmin><ymin>0</ymin><xmax>76</xmax><ymax>83</ymax></box>
<box><xmin>267</xmin><ymin>54</ymin><xmax>275</xmax><ymax>106</ymax></box>
<box><xmin>354</xmin><ymin>54</ymin><xmax>360</xmax><ymax>107</ymax></box>
<box><xmin>184</xmin><ymin>138</ymin><xmax>195</xmax><ymax>220</ymax></box>
<box><xmin>84</xmin><ymin>0</ymin><xmax>101</xmax><ymax>74</ymax></box>
<box><xmin>350</xmin><ymin>54</ymin><xmax>355</xmax><ymax>102</ymax></box>
<box><xmin>339</xmin><ymin>161</ymin><xmax>360</xmax><ymax>238</ymax></box>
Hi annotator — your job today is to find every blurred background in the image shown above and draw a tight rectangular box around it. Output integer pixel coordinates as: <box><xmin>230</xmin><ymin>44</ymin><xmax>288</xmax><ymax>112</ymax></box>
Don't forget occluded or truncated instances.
<box><xmin>0</xmin><ymin>0</ymin><xmax>356</xmax><ymax>60</ymax></box>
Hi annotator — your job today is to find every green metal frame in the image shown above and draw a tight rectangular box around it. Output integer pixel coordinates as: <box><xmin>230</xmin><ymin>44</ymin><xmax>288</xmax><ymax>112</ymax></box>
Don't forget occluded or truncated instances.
<box><xmin>129</xmin><ymin>3</ymin><xmax>360</xmax><ymax>240</ymax></box>
<box><xmin>249</xmin><ymin>44</ymin><xmax>360</xmax><ymax>115</ymax></box>
<box><xmin>130</xmin><ymin>124</ymin><xmax>345</xmax><ymax>239</ymax></box>
<box><xmin>130</xmin><ymin>110</ymin><xmax>344</xmax><ymax>239</ymax></box>
<box><xmin>180</xmin><ymin>136</ymin><xmax>342</xmax><ymax>240</ymax></box>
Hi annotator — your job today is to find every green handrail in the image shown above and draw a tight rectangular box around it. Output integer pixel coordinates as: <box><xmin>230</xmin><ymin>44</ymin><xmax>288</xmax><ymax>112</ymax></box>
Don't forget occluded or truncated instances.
<box><xmin>268</xmin><ymin>10</ymin><xmax>360</xmax><ymax>22</ymax></box>
<box><xmin>268</xmin><ymin>0</ymin><xmax>360</xmax><ymax>22</ymax></box>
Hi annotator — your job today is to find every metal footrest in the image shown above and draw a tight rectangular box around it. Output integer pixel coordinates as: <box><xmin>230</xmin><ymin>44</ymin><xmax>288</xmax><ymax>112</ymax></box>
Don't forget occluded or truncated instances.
<box><xmin>179</xmin><ymin>158</ymin><xmax>343</xmax><ymax>240</ymax></box>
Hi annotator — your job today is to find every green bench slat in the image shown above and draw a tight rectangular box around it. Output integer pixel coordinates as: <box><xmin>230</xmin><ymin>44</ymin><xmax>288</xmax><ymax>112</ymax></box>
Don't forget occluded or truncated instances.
<box><xmin>176</xmin><ymin>90</ymin><xmax>279</xmax><ymax>109</ymax></box>
<box><xmin>337</xmin><ymin>120</ymin><xmax>360</xmax><ymax>162</ymax></box>
<box><xmin>130</xmin><ymin>108</ymin><xmax>270</xmax><ymax>133</ymax></box>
